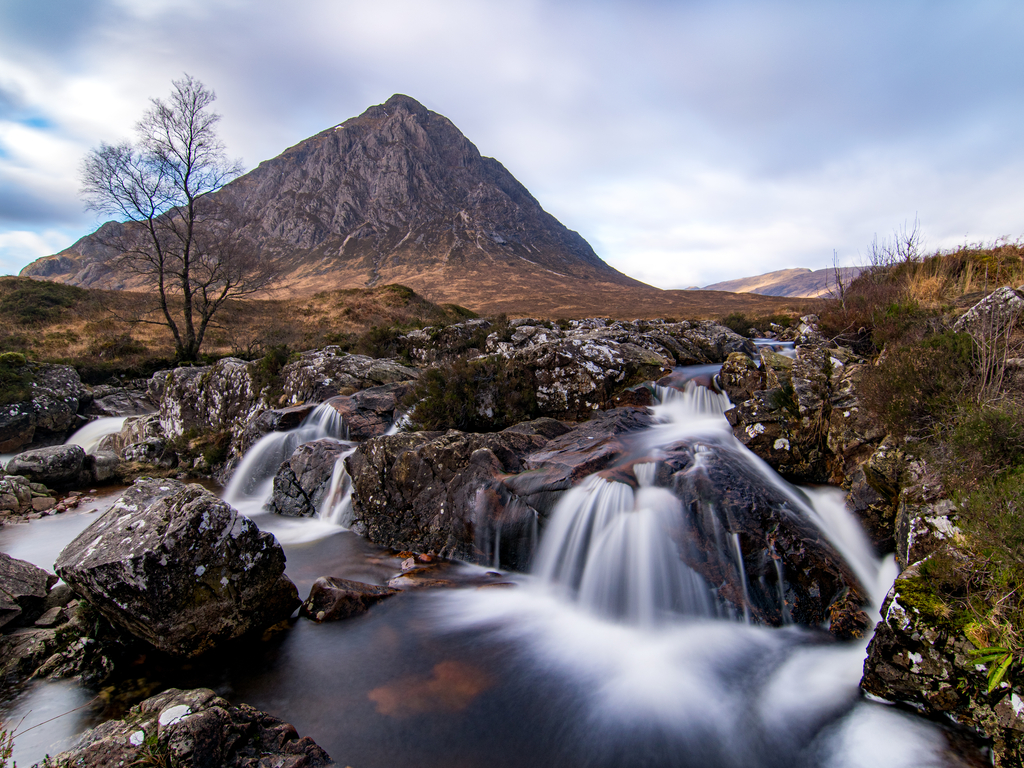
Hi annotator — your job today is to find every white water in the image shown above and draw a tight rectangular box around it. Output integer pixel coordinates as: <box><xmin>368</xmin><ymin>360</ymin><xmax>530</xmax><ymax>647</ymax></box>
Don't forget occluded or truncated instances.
<box><xmin>430</xmin><ymin>370</ymin><xmax>950</xmax><ymax>766</ymax></box>
<box><xmin>222</xmin><ymin>401</ymin><xmax>354</xmax><ymax>542</ymax></box>
<box><xmin>64</xmin><ymin>416</ymin><xmax>130</xmax><ymax>453</ymax></box>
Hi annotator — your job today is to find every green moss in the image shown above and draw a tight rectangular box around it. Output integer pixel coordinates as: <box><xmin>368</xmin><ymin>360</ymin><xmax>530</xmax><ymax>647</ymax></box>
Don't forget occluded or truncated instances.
<box><xmin>0</xmin><ymin>355</ymin><xmax>33</xmax><ymax>405</ymax></box>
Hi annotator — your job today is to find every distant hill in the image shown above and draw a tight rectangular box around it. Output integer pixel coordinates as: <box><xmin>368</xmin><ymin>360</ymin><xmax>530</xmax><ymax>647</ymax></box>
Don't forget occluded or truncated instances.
<box><xmin>702</xmin><ymin>266</ymin><xmax>863</xmax><ymax>298</ymax></box>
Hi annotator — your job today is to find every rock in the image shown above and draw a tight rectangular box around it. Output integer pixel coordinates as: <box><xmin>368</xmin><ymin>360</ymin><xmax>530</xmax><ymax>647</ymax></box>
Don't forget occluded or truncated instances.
<box><xmin>718</xmin><ymin>351</ymin><xmax>763</xmax><ymax>404</ymax></box>
<box><xmin>45</xmin><ymin>687</ymin><xmax>331</xmax><ymax>768</ymax></box>
<box><xmin>404</xmin><ymin>319</ymin><xmax>493</xmax><ymax>364</ymax></box>
<box><xmin>322</xmin><ymin>381</ymin><xmax>416</xmax><ymax>439</ymax></box>
<box><xmin>347</xmin><ymin>428</ymin><xmax>552</xmax><ymax>561</ymax></box>
<box><xmin>0</xmin><ymin>363</ymin><xmax>87</xmax><ymax>452</ymax></box>
<box><xmin>85</xmin><ymin>383</ymin><xmax>154</xmax><ymax>416</ymax></box>
<box><xmin>268</xmin><ymin>438</ymin><xmax>350</xmax><ymax>518</ymax></box>
<box><xmin>300</xmin><ymin>576</ymin><xmax>398</xmax><ymax>621</ymax></box>
<box><xmin>158</xmin><ymin>359</ymin><xmax>265</xmax><ymax>440</ymax></box>
<box><xmin>863</xmin><ymin>561</ymin><xmax>1021</xmax><ymax>767</ymax></box>
<box><xmin>0</xmin><ymin>474</ymin><xmax>56</xmax><ymax>521</ymax></box>
<box><xmin>121</xmin><ymin>438</ymin><xmax>177</xmax><ymax>468</ymax></box>
<box><xmin>895</xmin><ymin>456</ymin><xmax>959</xmax><ymax>570</ymax></box>
<box><xmin>103</xmin><ymin>413</ymin><xmax>165</xmax><ymax>456</ymax></box>
<box><xmin>953</xmin><ymin>286</ymin><xmax>1024</xmax><ymax>338</ymax></box>
<box><xmin>279</xmin><ymin>348</ymin><xmax>419</xmax><ymax>405</ymax></box>
<box><xmin>5</xmin><ymin>444</ymin><xmax>87</xmax><ymax>489</ymax></box>
<box><xmin>55</xmin><ymin>479</ymin><xmax>299</xmax><ymax>657</ymax></box>
<box><xmin>0</xmin><ymin>552</ymin><xmax>57</xmax><ymax>630</ymax></box>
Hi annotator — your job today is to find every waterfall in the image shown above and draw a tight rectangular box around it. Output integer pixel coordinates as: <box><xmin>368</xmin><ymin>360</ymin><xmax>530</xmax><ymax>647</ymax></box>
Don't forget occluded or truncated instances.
<box><xmin>223</xmin><ymin>401</ymin><xmax>347</xmax><ymax>514</ymax></box>
<box><xmin>64</xmin><ymin>416</ymin><xmax>130</xmax><ymax>453</ymax></box>
<box><xmin>317</xmin><ymin>446</ymin><xmax>357</xmax><ymax>527</ymax></box>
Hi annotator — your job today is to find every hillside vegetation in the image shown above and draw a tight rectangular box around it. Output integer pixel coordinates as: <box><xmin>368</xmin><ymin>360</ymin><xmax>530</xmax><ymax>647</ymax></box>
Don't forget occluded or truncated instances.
<box><xmin>814</xmin><ymin>235</ymin><xmax>1024</xmax><ymax>671</ymax></box>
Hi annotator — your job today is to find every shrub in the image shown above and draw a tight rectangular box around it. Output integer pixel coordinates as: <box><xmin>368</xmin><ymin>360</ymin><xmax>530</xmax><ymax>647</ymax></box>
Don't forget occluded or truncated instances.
<box><xmin>408</xmin><ymin>355</ymin><xmax>538</xmax><ymax>432</ymax></box>
<box><xmin>0</xmin><ymin>353</ymin><xmax>32</xmax><ymax>405</ymax></box>
<box><xmin>949</xmin><ymin>405</ymin><xmax>1024</xmax><ymax>481</ymax></box>
<box><xmin>0</xmin><ymin>278</ymin><xmax>87</xmax><ymax>325</ymax></box>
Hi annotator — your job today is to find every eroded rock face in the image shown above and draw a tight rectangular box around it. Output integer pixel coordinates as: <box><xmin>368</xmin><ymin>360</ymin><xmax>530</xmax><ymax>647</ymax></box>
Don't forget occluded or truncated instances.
<box><xmin>346</xmin><ymin>428</ymin><xmax>551</xmax><ymax>560</ymax></box>
<box><xmin>46</xmin><ymin>687</ymin><xmax>332</xmax><ymax>768</ymax></box>
<box><xmin>5</xmin><ymin>444</ymin><xmax>87</xmax><ymax>489</ymax></box>
<box><xmin>158</xmin><ymin>359</ymin><xmax>264</xmax><ymax>440</ymax></box>
<box><xmin>863</xmin><ymin>562</ymin><xmax>1024</xmax><ymax>767</ymax></box>
<box><xmin>268</xmin><ymin>438</ymin><xmax>350</xmax><ymax>518</ymax></box>
<box><xmin>0</xmin><ymin>363</ymin><xmax>87</xmax><ymax>452</ymax></box>
<box><xmin>55</xmin><ymin>479</ymin><xmax>299</xmax><ymax>658</ymax></box>
<box><xmin>280</xmin><ymin>348</ymin><xmax>418</xmax><ymax>405</ymax></box>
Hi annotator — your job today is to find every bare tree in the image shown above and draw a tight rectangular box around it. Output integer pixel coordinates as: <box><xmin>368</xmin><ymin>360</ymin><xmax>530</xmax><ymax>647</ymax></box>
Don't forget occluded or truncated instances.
<box><xmin>81</xmin><ymin>75</ymin><xmax>275</xmax><ymax>362</ymax></box>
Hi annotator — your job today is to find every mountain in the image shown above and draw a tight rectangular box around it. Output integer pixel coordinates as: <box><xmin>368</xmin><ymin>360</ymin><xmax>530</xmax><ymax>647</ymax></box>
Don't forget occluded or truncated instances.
<box><xmin>22</xmin><ymin>95</ymin><xmax>646</xmax><ymax>306</ymax></box>
<box><xmin>701</xmin><ymin>266</ymin><xmax>863</xmax><ymax>298</ymax></box>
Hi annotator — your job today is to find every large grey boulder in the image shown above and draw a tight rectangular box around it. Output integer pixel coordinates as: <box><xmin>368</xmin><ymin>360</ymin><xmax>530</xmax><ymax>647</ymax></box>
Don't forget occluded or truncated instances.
<box><xmin>953</xmin><ymin>286</ymin><xmax>1024</xmax><ymax>337</ymax></box>
<box><xmin>5</xmin><ymin>444</ymin><xmax>87</xmax><ymax>488</ymax></box>
<box><xmin>0</xmin><ymin>552</ymin><xmax>57</xmax><ymax>630</ymax></box>
<box><xmin>55</xmin><ymin>478</ymin><xmax>299</xmax><ymax>657</ymax></box>
<box><xmin>158</xmin><ymin>359</ymin><xmax>265</xmax><ymax>439</ymax></box>
<box><xmin>279</xmin><ymin>347</ymin><xmax>419</xmax><ymax>405</ymax></box>
<box><xmin>46</xmin><ymin>687</ymin><xmax>331</xmax><ymax>768</ymax></box>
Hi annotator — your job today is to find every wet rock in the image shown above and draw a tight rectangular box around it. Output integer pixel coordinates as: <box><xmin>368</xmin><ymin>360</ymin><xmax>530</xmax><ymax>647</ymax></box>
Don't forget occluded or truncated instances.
<box><xmin>55</xmin><ymin>478</ymin><xmax>299</xmax><ymax>658</ymax></box>
<box><xmin>718</xmin><ymin>352</ymin><xmax>763</xmax><ymax>404</ymax></box>
<box><xmin>5</xmin><ymin>444</ymin><xmax>87</xmax><ymax>489</ymax></box>
<box><xmin>85</xmin><ymin>383</ymin><xmax>154</xmax><ymax>417</ymax></box>
<box><xmin>268</xmin><ymin>438</ymin><xmax>350</xmax><ymax>518</ymax></box>
<box><xmin>347</xmin><ymin>428</ymin><xmax>551</xmax><ymax>561</ymax></box>
<box><xmin>46</xmin><ymin>687</ymin><xmax>332</xmax><ymax>768</ymax></box>
<box><xmin>280</xmin><ymin>347</ymin><xmax>419</xmax><ymax>405</ymax></box>
<box><xmin>300</xmin><ymin>576</ymin><xmax>399</xmax><ymax>621</ymax></box>
<box><xmin>322</xmin><ymin>381</ymin><xmax>415</xmax><ymax>439</ymax></box>
<box><xmin>121</xmin><ymin>438</ymin><xmax>177</xmax><ymax>468</ymax></box>
<box><xmin>895</xmin><ymin>456</ymin><xmax>958</xmax><ymax>570</ymax></box>
<box><xmin>0</xmin><ymin>401</ymin><xmax>36</xmax><ymax>453</ymax></box>
<box><xmin>0</xmin><ymin>552</ymin><xmax>57</xmax><ymax>630</ymax></box>
<box><xmin>863</xmin><ymin>561</ymin><xmax>1021</xmax><ymax>767</ymax></box>
<box><xmin>227</xmin><ymin>402</ymin><xmax>317</xmax><ymax>468</ymax></box>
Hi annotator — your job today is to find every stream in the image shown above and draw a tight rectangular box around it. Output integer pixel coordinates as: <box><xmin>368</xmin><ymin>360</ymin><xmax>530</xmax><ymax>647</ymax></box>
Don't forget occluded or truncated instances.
<box><xmin>0</xmin><ymin>365</ymin><xmax>956</xmax><ymax>767</ymax></box>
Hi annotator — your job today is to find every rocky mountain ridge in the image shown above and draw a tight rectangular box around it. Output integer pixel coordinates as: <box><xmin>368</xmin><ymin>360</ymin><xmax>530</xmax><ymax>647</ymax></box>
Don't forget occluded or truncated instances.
<box><xmin>22</xmin><ymin>94</ymin><xmax>645</xmax><ymax>306</ymax></box>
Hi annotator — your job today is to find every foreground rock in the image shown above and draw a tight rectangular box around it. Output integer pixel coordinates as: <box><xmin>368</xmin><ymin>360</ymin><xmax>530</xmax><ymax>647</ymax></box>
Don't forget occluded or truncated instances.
<box><xmin>45</xmin><ymin>687</ymin><xmax>331</xmax><ymax>768</ymax></box>
<box><xmin>268</xmin><ymin>438</ymin><xmax>351</xmax><ymax>518</ymax></box>
<box><xmin>55</xmin><ymin>479</ymin><xmax>299</xmax><ymax>658</ymax></box>
<box><xmin>863</xmin><ymin>561</ymin><xmax>1023</xmax><ymax>767</ymax></box>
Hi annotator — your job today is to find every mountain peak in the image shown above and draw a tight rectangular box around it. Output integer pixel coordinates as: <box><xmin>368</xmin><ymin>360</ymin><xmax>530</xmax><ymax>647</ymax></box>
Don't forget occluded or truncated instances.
<box><xmin>23</xmin><ymin>95</ymin><xmax>642</xmax><ymax>303</ymax></box>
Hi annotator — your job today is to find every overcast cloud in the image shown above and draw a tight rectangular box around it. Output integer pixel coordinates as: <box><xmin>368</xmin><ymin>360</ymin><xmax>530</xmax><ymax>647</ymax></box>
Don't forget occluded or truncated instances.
<box><xmin>0</xmin><ymin>0</ymin><xmax>1021</xmax><ymax>288</ymax></box>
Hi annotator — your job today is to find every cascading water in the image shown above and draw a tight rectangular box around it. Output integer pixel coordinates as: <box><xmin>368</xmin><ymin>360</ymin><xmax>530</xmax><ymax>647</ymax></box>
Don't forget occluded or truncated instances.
<box><xmin>317</xmin><ymin>445</ymin><xmax>358</xmax><ymax>527</ymax></box>
<box><xmin>64</xmin><ymin>415</ymin><xmax>130</xmax><ymax>452</ymax></box>
<box><xmin>223</xmin><ymin>401</ymin><xmax>350</xmax><ymax>520</ymax></box>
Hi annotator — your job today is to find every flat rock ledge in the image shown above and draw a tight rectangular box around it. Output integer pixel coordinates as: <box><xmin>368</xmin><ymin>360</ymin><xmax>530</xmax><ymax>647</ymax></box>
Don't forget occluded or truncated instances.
<box><xmin>40</xmin><ymin>687</ymin><xmax>331</xmax><ymax>768</ymax></box>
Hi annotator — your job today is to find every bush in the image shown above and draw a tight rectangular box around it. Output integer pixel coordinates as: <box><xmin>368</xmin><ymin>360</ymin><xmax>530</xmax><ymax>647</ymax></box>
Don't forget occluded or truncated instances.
<box><xmin>859</xmin><ymin>331</ymin><xmax>974</xmax><ymax>437</ymax></box>
<box><xmin>0</xmin><ymin>278</ymin><xmax>86</xmax><ymax>325</ymax></box>
<box><xmin>949</xmin><ymin>405</ymin><xmax>1024</xmax><ymax>480</ymax></box>
<box><xmin>0</xmin><ymin>353</ymin><xmax>32</xmax><ymax>405</ymax></box>
<box><xmin>408</xmin><ymin>355</ymin><xmax>538</xmax><ymax>432</ymax></box>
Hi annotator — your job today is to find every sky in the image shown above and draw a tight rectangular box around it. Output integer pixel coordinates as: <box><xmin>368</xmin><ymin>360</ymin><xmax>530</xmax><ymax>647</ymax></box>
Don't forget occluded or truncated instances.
<box><xmin>0</xmin><ymin>0</ymin><xmax>1022</xmax><ymax>290</ymax></box>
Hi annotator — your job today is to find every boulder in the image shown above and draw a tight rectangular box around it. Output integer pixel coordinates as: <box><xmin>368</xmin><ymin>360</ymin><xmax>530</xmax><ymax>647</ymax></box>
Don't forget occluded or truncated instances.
<box><xmin>0</xmin><ymin>552</ymin><xmax>57</xmax><ymax>630</ymax></box>
<box><xmin>279</xmin><ymin>348</ymin><xmax>419</xmax><ymax>405</ymax></box>
<box><xmin>863</xmin><ymin>561</ymin><xmax>1023</xmax><ymax>767</ymax></box>
<box><xmin>953</xmin><ymin>286</ymin><xmax>1024</xmax><ymax>338</ymax></box>
<box><xmin>0</xmin><ymin>402</ymin><xmax>36</xmax><ymax>453</ymax></box>
<box><xmin>85</xmin><ymin>382</ymin><xmax>154</xmax><ymax>416</ymax></box>
<box><xmin>55</xmin><ymin>479</ymin><xmax>299</xmax><ymax>657</ymax></box>
<box><xmin>300</xmin><ymin>576</ymin><xmax>399</xmax><ymax>621</ymax></box>
<box><xmin>346</xmin><ymin>428</ymin><xmax>552</xmax><ymax>561</ymax></box>
<box><xmin>45</xmin><ymin>687</ymin><xmax>331</xmax><ymax>768</ymax></box>
<box><xmin>5</xmin><ymin>444</ymin><xmax>87</xmax><ymax>489</ymax></box>
<box><xmin>322</xmin><ymin>381</ymin><xmax>415</xmax><ymax>439</ymax></box>
<box><xmin>268</xmin><ymin>438</ymin><xmax>351</xmax><ymax>518</ymax></box>
<box><xmin>158</xmin><ymin>359</ymin><xmax>265</xmax><ymax>439</ymax></box>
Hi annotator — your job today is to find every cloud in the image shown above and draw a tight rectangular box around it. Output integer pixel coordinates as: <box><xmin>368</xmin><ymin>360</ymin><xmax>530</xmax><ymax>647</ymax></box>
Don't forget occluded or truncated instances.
<box><xmin>0</xmin><ymin>229</ymin><xmax>80</xmax><ymax>276</ymax></box>
<box><xmin>0</xmin><ymin>0</ymin><xmax>1021</xmax><ymax>286</ymax></box>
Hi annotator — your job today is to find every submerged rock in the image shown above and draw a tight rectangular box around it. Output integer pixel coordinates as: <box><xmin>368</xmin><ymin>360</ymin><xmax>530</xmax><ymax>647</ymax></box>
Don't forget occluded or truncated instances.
<box><xmin>55</xmin><ymin>478</ymin><xmax>299</xmax><ymax>658</ymax></box>
<box><xmin>46</xmin><ymin>687</ymin><xmax>331</xmax><ymax>768</ymax></box>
